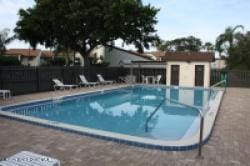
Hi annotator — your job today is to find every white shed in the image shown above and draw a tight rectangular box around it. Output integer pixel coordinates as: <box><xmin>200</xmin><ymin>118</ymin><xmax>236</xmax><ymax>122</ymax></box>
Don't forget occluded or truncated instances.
<box><xmin>164</xmin><ymin>52</ymin><xmax>215</xmax><ymax>88</ymax></box>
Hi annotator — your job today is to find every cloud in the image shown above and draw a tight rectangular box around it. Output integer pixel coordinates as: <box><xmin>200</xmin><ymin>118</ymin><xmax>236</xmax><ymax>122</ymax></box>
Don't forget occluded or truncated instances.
<box><xmin>0</xmin><ymin>0</ymin><xmax>34</xmax><ymax>15</ymax></box>
<box><xmin>1</xmin><ymin>0</ymin><xmax>250</xmax><ymax>50</ymax></box>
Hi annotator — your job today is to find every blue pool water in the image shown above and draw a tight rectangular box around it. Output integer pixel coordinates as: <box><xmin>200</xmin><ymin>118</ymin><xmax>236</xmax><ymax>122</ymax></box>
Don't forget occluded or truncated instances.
<box><xmin>6</xmin><ymin>85</ymin><xmax>217</xmax><ymax>141</ymax></box>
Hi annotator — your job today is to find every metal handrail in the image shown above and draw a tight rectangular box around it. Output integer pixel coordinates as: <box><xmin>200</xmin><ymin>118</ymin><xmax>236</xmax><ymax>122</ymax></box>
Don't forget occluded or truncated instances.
<box><xmin>165</xmin><ymin>98</ymin><xmax>203</xmax><ymax>116</ymax></box>
<box><xmin>145</xmin><ymin>97</ymin><xmax>166</xmax><ymax>132</ymax></box>
<box><xmin>211</xmin><ymin>79</ymin><xmax>227</xmax><ymax>88</ymax></box>
<box><xmin>144</xmin><ymin>96</ymin><xmax>206</xmax><ymax>158</ymax></box>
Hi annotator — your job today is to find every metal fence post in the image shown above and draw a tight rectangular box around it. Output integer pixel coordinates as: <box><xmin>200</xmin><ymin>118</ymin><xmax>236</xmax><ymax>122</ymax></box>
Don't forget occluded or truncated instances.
<box><xmin>197</xmin><ymin>116</ymin><xmax>204</xmax><ymax>159</ymax></box>
<box><xmin>36</xmin><ymin>67</ymin><xmax>40</xmax><ymax>92</ymax></box>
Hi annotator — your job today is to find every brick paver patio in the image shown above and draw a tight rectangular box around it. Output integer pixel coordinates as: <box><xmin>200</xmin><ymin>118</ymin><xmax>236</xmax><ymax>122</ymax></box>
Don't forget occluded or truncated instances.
<box><xmin>0</xmin><ymin>86</ymin><xmax>250</xmax><ymax>166</ymax></box>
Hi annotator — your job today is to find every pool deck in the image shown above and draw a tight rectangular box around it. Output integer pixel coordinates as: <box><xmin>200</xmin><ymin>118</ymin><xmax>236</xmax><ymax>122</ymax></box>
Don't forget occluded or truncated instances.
<box><xmin>0</xmin><ymin>85</ymin><xmax>250</xmax><ymax>166</ymax></box>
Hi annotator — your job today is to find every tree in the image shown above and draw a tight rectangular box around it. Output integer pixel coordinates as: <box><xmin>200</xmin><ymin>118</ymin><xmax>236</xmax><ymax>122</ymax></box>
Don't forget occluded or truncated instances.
<box><xmin>156</xmin><ymin>36</ymin><xmax>203</xmax><ymax>52</ymax></box>
<box><xmin>202</xmin><ymin>42</ymin><xmax>214</xmax><ymax>52</ymax></box>
<box><xmin>14</xmin><ymin>0</ymin><xmax>159</xmax><ymax>66</ymax></box>
<box><xmin>215</xmin><ymin>25</ymin><xmax>244</xmax><ymax>57</ymax></box>
<box><xmin>228</xmin><ymin>31</ymin><xmax>250</xmax><ymax>70</ymax></box>
<box><xmin>0</xmin><ymin>29</ymin><xmax>15</xmax><ymax>55</ymax></box>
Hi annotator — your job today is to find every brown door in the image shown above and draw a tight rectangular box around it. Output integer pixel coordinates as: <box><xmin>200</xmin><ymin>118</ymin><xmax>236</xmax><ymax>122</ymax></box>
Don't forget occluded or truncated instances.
<box><xmin>171</xmin><ymin>65</ymin><xmax>180</xmax><ymax>86</ymax></box>
<box><xmin>195</xmin><ymin>65</ymin><xmax>204</xmax><ymax>86</ymax></box>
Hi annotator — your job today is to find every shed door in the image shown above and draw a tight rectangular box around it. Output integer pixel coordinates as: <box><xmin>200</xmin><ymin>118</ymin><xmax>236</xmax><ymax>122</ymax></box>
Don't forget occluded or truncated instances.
<box><xmin>195</xmin><ymin>65</ymin><xmax>204</xmax><ymax>86</ymax></box>
<box><xmin>171</xmin><ymin>65</ymin><xmax>180</xmax><ymax>86</ymax></box>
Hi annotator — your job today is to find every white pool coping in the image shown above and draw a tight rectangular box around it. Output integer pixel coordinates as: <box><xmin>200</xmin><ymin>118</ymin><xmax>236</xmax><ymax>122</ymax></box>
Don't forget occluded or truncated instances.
<box><xmin>0</xmin><ymin>85</ymin><xmax>224</xmax><ymax>149</ymax></box>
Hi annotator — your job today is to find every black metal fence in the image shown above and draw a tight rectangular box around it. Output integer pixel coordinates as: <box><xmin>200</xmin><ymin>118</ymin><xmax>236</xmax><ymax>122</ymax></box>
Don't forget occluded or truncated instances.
<box><xmin>211</xmin><ymin>70</ymin><xmax>250</xmax><ymax>87</ymax></box>
<box><xmin>1</xmin><ymin>67</ymin><xmax>249</xmax><ymax>95</ymax></box>
<box><xmin>0</xmin><ymin>66</ymin><xmax>129</xmax><ymax>95</ymax></box>
<box><xmin>0</xmin><ymin>66</ymin><xmax>167</xmax><ymax>95</ymax></box>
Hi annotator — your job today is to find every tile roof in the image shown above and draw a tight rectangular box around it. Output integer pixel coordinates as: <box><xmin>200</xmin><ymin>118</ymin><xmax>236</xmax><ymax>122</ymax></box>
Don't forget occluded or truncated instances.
<box><xmin>4</xmin><ymin>49</ymin><xmax>55</xmax><ymax>58</ymax></box>
<box><xmin>5</xmin><ymin>49</ymin><xmax>41</xmax><ymax>57</ymax></box>
<box><xmin>163</xmin><ymin>52</ymin><xmax>215</xmax><ymax>62</ymax></box>
<box><xmin>41</xmin><ymin>51</ymin><xmax>55</xmax><ymax>57</ymax></box>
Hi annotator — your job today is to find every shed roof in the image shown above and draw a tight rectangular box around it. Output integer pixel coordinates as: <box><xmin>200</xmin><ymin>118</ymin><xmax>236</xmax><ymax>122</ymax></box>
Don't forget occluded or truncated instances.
<box><xmin>162</xmin><ymin>52</ymin><xmax>215</xmax><ymax>62</ymax></box>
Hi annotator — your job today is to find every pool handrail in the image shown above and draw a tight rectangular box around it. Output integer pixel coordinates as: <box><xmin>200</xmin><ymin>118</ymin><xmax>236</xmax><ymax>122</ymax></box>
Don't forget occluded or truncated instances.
<box><xmin>144</xmin><ymin>96</ymin><xmax>206</xmax><ymax>158</ymax></box>
<box><xmin>145</xmin><ymin>97</ymin><xmax>166</xmax><ymax>132</ymax></box>
<box><xmin>210</xmin><ymin>80</ymin><xmax>227</xmax><ymax>89</ymax></box>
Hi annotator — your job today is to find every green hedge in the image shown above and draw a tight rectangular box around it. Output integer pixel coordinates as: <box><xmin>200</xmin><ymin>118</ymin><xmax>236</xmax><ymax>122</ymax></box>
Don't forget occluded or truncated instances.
<box><xmin>44</xmin><ymin>57</ymin><xmax>66</xmax><ymax>66</ymax></box>
<box><xmin>0</xmin><ymin>56</ymin><xmax>21</xmax><ymax>66</ymax></box>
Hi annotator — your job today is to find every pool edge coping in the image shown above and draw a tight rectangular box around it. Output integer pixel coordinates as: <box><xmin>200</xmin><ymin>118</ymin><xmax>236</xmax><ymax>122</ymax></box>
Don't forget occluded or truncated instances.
<box><xmin>0</xmin><ymin>84</ymin><xmax>224</xmax><ymax>151</ymax></box>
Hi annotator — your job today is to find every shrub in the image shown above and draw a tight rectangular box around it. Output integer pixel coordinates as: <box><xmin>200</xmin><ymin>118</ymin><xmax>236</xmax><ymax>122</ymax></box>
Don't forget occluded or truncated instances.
<box><xmin>0</xmin><ymin>56</ymin><xmax>21</xmax><ymax>66</ymax></box>
<box><xmin>53</xmin><ymin>57</ymin><xmax>66</xmax><ymax>66</ymax></box>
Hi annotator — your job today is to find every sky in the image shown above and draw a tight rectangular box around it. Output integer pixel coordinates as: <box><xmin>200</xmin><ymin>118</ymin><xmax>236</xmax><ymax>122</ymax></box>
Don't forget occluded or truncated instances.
<box><xmin>0</xmin><ymin>0</ymin><xmax>250</xmax><ymax>50</ymax></box>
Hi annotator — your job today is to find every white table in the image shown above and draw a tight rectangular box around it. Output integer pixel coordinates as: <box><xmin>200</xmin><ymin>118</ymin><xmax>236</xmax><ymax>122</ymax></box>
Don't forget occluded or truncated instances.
<box><xmin>0</xmin><ymin>90</ymin><xmax>11</xmax><ymax>100</ymax></box>
<box><xmin>0</xmin><ymin>151</ymin><xmax>60</xmax><ymax>166</ymax></box>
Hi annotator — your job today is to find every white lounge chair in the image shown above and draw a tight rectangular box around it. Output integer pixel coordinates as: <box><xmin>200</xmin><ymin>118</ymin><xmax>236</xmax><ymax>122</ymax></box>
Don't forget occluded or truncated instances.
<box><xmin>97</xmin><ymin>74</ymin><xmax>115</xmax><ymax>85</ymax></box>
<box><xmin>79</xmin><ymin>75</ymin><xmax>99</xmax><ymax>87</ymax></box>
<box><xmin>0</xmin><ymin>90</ymin><xmax>11</xmax><ymax>99</ymax></box>
<box><xmin>52</xmin><ymin>79</ymin><xmax>77</xmax><ymax>90</ymax></box>
<box><xmin>0</xmin><ymin>151</ymin><xmax>60</xmax><ymax>166</ymax></box>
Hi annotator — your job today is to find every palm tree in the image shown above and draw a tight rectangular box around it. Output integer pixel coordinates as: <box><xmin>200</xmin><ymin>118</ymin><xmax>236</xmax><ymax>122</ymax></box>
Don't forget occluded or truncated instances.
<box><xmin>0</xmin><ymin>28</ymin><xmax>15</xmax><ymax>55</ymax></box>
<box><xmin>215</xmin><ymin>25</ymin><xmax>244</xmax><ymax>57</ymax></box>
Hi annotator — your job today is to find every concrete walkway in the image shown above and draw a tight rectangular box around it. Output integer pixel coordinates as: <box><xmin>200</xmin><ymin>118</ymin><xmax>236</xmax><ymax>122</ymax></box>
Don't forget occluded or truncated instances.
<box><xmin>0</xmin><ymin>87</ymin><xmax>250</xmax><ymax>166</ymax></box>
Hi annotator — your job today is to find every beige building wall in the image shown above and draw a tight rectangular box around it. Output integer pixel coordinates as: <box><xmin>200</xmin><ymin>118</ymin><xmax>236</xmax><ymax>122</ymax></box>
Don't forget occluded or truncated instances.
<box><xmin>89</xmin><ymin>45</ymin><xmax>149</xmax><ymax>67</ymax></box>
<box><xmin>105</xmin><ymin>47</ymin><xmax>148</xmax><ymax>67</ymax></box>
<box><xmin>89</xmin><ymin>45</ymin><xmax>106</xmax><ymax>59</ymax></box>
<box><xmin>20</xmin><ymin>52</ymin><xmax>41</xmax><ymax>66</ymax></box>
<box><xmin>166</xmin><ymin>61</ymin><xmax>211</xmax><ymax>88</ymax></box>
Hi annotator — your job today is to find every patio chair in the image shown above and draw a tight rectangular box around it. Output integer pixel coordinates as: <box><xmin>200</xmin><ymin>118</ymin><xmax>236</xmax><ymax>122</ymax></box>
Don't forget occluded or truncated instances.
<box><xmin>0</xmin><ymin>90</ymin><xmax>11</xmax><ymax>100</ymax></box>
<box><xmin>156</xmin><ymin>75</ymin><xmax>162</xmax><ymax>84</ymax></box>
<box><xmin>52</xmin><ymin>79</ymin><xmax>77</xmax><ymax>90</ymax></box>
<box><xmin>141</xmin><ymin>75</ymin><xmax>149</xmax><ymax>84</ymax></box>
<box><xmin>97</xmin><ymin>74</ymin><xmax>115</xmax><ymax>85</ymax></box>
<box><xmin>79</xmin><ymin>75</ymin><xmax>99</xmax><ymax>87</ymax></box>
<box><xmin>0</xmin><ymin>151</ymin><xmax>60</xmax><ymax>166</ymax></box>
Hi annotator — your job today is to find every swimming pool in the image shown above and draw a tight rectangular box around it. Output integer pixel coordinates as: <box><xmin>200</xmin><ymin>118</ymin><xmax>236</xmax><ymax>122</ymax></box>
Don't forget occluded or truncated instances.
<box><xmin>0</xmin><ymin>85</ymin><xmax>224</xmax><ymax>150</ymax></box>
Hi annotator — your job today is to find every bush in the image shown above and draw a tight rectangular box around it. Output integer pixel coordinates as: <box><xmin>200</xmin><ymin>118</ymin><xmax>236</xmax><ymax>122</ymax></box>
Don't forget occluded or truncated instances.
<box><xmin>44</xmin><ymin>57</ymin><xmax>66</xmax><ymax>66</ymax></box>
<box><xmin>53</xmin><ymin>57</ymin><xmax>66</xmax><ymax>66</ymax></box>
<box><xmin>0</xmin><ymin>56</ymin><xmax>21</xmax><ymax>66</ymax></box>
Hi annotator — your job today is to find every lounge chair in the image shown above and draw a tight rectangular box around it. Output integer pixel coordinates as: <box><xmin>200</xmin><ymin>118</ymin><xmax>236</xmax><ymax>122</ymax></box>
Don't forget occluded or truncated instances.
<box><xmin>141</xmin><ymin>75</ymin><xmax>148</xmax><ymax>84</ymax></box>
<box><xmin>0</xmin><ymin>151</ymin><xmax>60</xmax><ymax>166</ymax></box>
<box><xmin>52</xmin><ymin>79</ymin><xmax>77</xmax><ymax>90</ymax></box>
<box><xmin>0</xmin><ymin>90</ymin><xmax>11</xmax><ymax>99</ymax></box>
<box><xmin>97</xmin><ymin>74</ymin><xmax>115</xmax><ymax>85</ymax></box>
<box><xmin>79</xmin><ymin>75</ymin><xmax>99</xmax><ymax>87</ymax></box>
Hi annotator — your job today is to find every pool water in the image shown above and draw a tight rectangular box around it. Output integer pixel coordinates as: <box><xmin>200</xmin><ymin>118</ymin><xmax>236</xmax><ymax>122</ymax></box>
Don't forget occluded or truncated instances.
<box><xmin>9</xmin><ymin>86</ymin><xmax>217</xmax><ymax>141</ymax></box>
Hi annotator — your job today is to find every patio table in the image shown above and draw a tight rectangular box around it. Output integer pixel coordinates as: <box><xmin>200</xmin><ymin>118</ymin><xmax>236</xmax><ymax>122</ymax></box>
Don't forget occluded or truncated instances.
<box><xmin>145</xmin><ymin>76</ymin><xmax>156</xmax><ymax>84</ymax></box>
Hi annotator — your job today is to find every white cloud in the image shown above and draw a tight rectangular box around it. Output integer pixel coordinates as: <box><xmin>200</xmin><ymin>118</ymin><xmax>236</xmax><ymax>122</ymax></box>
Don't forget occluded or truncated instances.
<box><xmin>1</xmin><ymin>0</ymin><xmax>250</xmax><ymax>50</ymax></box>
<box><xmin>0</xmin><ymin>0</ymin><xmax>35</xmax><ymax>48</ymax></box>
<box><xmin>0</xmin><ymin>0</ymin><xmax>33</xmax><ymax>15</ymax></box>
